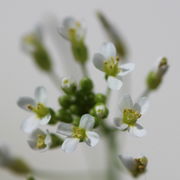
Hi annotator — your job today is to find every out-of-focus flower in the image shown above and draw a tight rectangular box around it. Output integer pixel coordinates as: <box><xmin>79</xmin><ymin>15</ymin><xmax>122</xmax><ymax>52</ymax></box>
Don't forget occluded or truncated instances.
<box><xmin>114</xmin><ymin>94</ymin><xmax>149</xmax><ymax>137</ymax></box>
<box><xmin>0</xmin><ymin>144</ymin><xmax>12</xmax><ymax>167</ymax></box>
<box><xmin>61</xmin><ymin>77</ymin><xmax>77</xmax><ymax>94</ymax></box>
<box><xmin>17</xmin><ymin>87</ymin><xmax>51</xmax><ymax>134</ymax></box>
<box><xmin>93</xmin><ymin>42</ymin><xmax>135</xmax><ymax>90</ymax></box>
<box><xmin>119</xmin><ymin>154</ymin><xmax>148</xmax><ymax>178</ymax></box>
<box><xmin>58</xmin><ymin>17</ymin><xmax>86</xmax><ymax>42</ymax></box>
<box><xmin>57</xmin><ymin>114</ymin><xmax>99</xmax><ymax>152</ymax></box>
<box><xmin>27</xmin><ymin>128</ymin><xmax>52</xmax><ymax>152</ymax></box>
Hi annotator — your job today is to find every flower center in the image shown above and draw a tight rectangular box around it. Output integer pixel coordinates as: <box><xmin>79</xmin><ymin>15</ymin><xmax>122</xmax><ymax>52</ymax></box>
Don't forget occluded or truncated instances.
<box><xmin>72</xmin><ymin>127</ymin><xmax>86</xmax><ymax>141</ymax></box>
<box><xmin>123</xmin><ymin>109</ymin><xmax>141</xmax><ymax>126</ymax></box>
<box><xmin>103</xmin><ymin>56</ymin><xmax>120</xmax><ymax>76</ymax></box>
<box><xmin>134</xmin><ymin>157</ymin><xmax>148</xmax><ymax>175</ymax></box>
<box><xmin>68</xmin><ymin>22</ymin><xmax>82</xmax><ymax>42</ymax></box>
<box><xmin>36</xmin><ymin>134</ymin><xmax>46</xmax><ymax>149</ymax></box>
<box><xmin>27</xmin><ymin>103</ymin><xmax>49</xmax><ymax>119</ymax></box>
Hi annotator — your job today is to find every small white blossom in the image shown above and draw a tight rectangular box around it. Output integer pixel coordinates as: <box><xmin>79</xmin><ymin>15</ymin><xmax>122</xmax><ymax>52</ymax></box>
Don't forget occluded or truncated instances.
<box><xmin>93</xmin><ymin>42</ymin><xmax>135</xmax><ymax>90</ymax></box>
<box><xmin>58</xmin><ymin>17</ymin><xmax>86</xmax><ymax>41</ymax></box>
<box><xmin>17</xmin><ymin>87</ymin><xmax>51</xmax><ymax>134</ymax></box>
<box><xmin>119</xmin><ymin>154</ymin><xmax>148</xmax><ymax>177</ymax></box>
<box><xmin>57</xmin><ymin>114</ymin><xmax>99</xmax><ymax>152</ymax></box>
<box><xmin>114</xmin><ymin>94</ymin><xmax>149</xmax><ymax>137</ymax></box>
<box><xmin>27</xmin><ymin>128</ymin><xmax>52</xmax><ymax>152</ymax></box>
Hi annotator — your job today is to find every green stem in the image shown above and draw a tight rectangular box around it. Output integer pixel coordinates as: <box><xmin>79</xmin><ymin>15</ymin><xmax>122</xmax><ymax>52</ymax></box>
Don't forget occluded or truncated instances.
<box><xmin>106</xmin><ymin>88</ymin><xmax>111</xmax><ymax>105</ymax></box>
<box><xmin>105</xmin><ymin>132</ymin><xmax>121</xmax><ymax>180</ymax></box>
<box><xmin>48</xmin><ymin>71</ymin><xmax>61</xmax><ymax>89</ymax></box>
<box><xmin>80</xmin><ymin>63</ymin><xmax>89</xmax><ymax>77</ymax></box>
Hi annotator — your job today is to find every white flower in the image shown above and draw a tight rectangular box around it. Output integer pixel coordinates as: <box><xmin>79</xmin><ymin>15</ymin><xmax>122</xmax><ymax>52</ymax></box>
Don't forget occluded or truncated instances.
<box><xmin>119</xmin><ymin>154</ymin><xmax>148</xmax><ymax>177</ymax></box>
<box><xmin>93</xmin><ymin>42</ymin><xmax>135</xmax><ymax>90</ymax></box>
<box><xmin>114</xmin><ymin>94</ymin><xmax>149</xmax><ymax>137</ymax></box>
<box><xmin>27</xmin><ymin>128</ymin><xmax>52</xmax><ymax>152</ymax></box>
<box><xmin>57</xmin><ymin>114</ymin><xmax>99</xmax><ymax>152</ymax></box>
<box><xmin>0</xmin><ymin>144</ymin><xmax>12</xmax><ymax>167</ymax></box>
<box><xmin>58</xmin><ymin>17</ymin><xmax>86</xmax><ymax>41</ymax></box>
<box><xmin>17</xmin><ymin>87</ymin><xmax>51</xmax><ymax>134</ymax></box>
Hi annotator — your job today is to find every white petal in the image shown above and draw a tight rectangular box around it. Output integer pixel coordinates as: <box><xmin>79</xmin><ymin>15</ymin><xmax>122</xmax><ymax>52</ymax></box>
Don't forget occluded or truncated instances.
<box><xmin>61</xmin><ymin>138</ymin><xmax>79</xmax><ymax>152</ymax></box>
<box><xmin>79</xmin><ymin>114</ymin><xmax>95</xmax><ymax>130</ymax></box>
<box><xmin>39</xmin><ymin>114</ymin><xmax>51</xmax><ymax>125</ymax></box>
<box><xmin>134</xmin><ymin>97</ymin><xmax>149</xmax><ymax>115</ymax></box>
<box><xmin>107</xmin><ymin>76</ymin><xmax>123</xmax><ymax>90</ymax></box>
<box><xmin>86</xmin><ymin>131</ymin><xmax>99</xmax><ymax>147</ymax></box>
<box><xmin>93</xmin><ymin>53</ymin><xmax>105</xmax><ymax>71</ymax></box>
<box><xmin>120</xmin><ymin>94</ymin><xmax>133</xmax><ymax>112</ymax></box>
<box><xmin>27</xmin><ymin>140</ymin><xmax>36</xmax><ymax>149</ymax></box>
<box><xmin>63</xmin><ymin>17</ymin><xmax>76</xmax><ymax>29</ymax></box>
<box><xmin>34</xmin><ymin>86</ymin><xmax>47</xmax><ymax>104</ymax></box>
<box><xmin>118</xmin><ymin>63</ymin><xmax>135</xmax><ymax>76</ymax></box>
<box><xmin>21</xmin><ymin>116</ymin><xmax>39</xmax><ymax>134</ymax></box>
<box><xmin>100</xmin><ymin>42</ymin><xmax>116</xmax><ymax>59</ymax></box>
<box><xmin>57</xmin><ymin>122</ymin><xmax>73</xmax><ymax>136</ymax></box>
<box><xmin>45</xmin><ymin>130</ymin><xmax>52</xmax><ymax>147</ymax></box>
<box><xmin>119</xmin><ymin>155</ymin><xmax>136</xmax><ymax>171</ymax></box>
<box><xmin>17</xmin><ymin>97</ymin><xmax>36</xmax><ymax>112</ymax></box>
<box><xmin>114</xmin><ymin>118</ymin><xmax>128</xmax><ymax>130</ymax></box>
<box><xmin>129</xmin><ymin>124</ymin><xmax>147</xmax><ymax>137</ymax></box>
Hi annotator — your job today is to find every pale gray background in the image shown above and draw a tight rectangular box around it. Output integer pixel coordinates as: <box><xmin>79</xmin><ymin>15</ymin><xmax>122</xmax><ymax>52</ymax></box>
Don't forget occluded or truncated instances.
<box><xmin>0</xmin><ymin>0</ymin><xmax>179</xmax><ymax>179</ymax></box>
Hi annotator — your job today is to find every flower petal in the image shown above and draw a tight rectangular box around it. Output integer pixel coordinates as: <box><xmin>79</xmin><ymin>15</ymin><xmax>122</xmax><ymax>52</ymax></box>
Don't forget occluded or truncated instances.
<box><xmin>79</xmin><ymin>114</ymin><xmax>95</xmax><ymax>130</ymax></box>
<box><xmin>86</xmin><ymin>131</ymin><xmax>99</xmax><ymax>147</ymax></box>
<box><xmin>57</xmin><ymin>122</ymin><xmax>73</xmax><ymax>137</ymax></box>
<box><xmin>129</xmin><ymin>124</ymin><xmax>147</xmax><ymax>137</ymax></box>
<box><xmin>93</xmin><ymin>53</ymin><xmax>105</xmax><ymax>71</ymax></box>
<box><xmin>107</xmin><ymin>76</ymin><xmax>123</xmax><ymax>90</ymax></box>
<box><xmin>61</xmin><ymin>138</ymin><xmax>79</xmax><ymax>152</ymax></box>
<box><xmin>100</xmin><ymin>42</ymin><xmax>116</xmax><ymax>59</ymax></box>
<box><xmin>114</xmin><ymin>118</ymin><xmax>128</xmax><ymax>130</ymax></box>
<box><xmin>21</xmin><ymin>116</ymin><xmax>39</xmax><ymax>134</ymax></box>
<box><xmin>45</xmin><ymin>130</ymin><xmax>52</xmax><ymax>147</ymax></box>
<box><xmin>118</xmin><ymin>63</ymin><xmax>135</xmax><ymax>77</ymax></box>
<box><xmin>34</xmin><ymin>86</ymin><xmax>47</xmax><ymax>104</ymax></box>
<box><xmin>17</xmin><ymin>97</ymin><xmax>36</xmax><ymax>112</ymax></box>
<box><xmin>119</xmin><ymin>154</ymin><xmax>136</xmax><ymax>172</ymax></box>
<box><xmin>134</xmin><ymin>97</ymin><xmax>149</xmax><ymax>115</ymax></box>
<box><xmin>39</xmin><ymin>114</ymin><xmax>51</xmax><ymax>125</ymax></box>
<box><xmin>120</xmin><ymin>94</ymin><xmax>133</xmax><ymax>112</ymax></box>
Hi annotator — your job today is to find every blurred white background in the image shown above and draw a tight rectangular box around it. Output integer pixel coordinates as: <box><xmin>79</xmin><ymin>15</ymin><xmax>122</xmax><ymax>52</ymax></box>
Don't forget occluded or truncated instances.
<box><xmin>0</xmin><ymin>0</ymin><xmax>179</xmax><ymax>179</ymax></box>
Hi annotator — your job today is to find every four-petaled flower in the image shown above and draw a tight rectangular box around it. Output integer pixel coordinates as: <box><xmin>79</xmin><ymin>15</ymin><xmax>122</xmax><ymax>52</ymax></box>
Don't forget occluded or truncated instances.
<box><xmin>114</xmin><ymin>94</ymin><xmax>149</xmax><ymax>137</ymax></box>
<box><xmin>57</xmin><ymin>114</ymin><xmax>99</xmax><ymax>152</ymax></box>
<box><xmin>58</xmin><ymin>17</ymin><xmax>86</xmax><ymax>42</ymax></box>
<box><xmin>93</xmin><ymin>42</ymin><xmax>135</xmax><ymax>90</ymax></box>
<box><xmin>119</xmin><ymin>154</ymin><xmax>148</xmax><ymax>177</ymax></box>
<box><xmin>17</xmin><ymin>87</ymin><xmax>51</xmax><ymax>134</ymax></box>
<box><xmin>27</xmin><ymin>128</ymin><xmax>52</xmax><ymax>152</ymax></box>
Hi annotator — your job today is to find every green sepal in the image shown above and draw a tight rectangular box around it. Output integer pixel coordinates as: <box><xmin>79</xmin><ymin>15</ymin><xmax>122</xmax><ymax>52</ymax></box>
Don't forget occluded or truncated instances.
<box><xmin>49</xmin><ymin>133</ymin><xmax>63</xmax><ymax>149</ymax></box>
<box><xmin>48</xmin><ymin>108</ymin><xmax>58</xmax><ymax>125</ymax></box>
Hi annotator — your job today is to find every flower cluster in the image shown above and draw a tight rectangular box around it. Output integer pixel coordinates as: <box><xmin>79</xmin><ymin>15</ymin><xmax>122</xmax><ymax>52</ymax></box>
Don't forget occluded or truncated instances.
<box><xmin>15</xmin><ymin>16</ymin><xmax>169</xmax><ymax>179</ymax></box>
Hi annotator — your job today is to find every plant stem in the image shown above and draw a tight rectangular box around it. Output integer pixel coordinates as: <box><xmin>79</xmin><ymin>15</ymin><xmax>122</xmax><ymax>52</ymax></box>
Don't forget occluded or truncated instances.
<box><xmin>106</xmin><ymin>88</ymin><xmax>111</xmax><ymax>104</ymax></box>
<box><xmin>105</xmin><ymin>132</ymin><xmax>121</xmax><ymax>180</ymax></box>
<box><xmin>80</xmin><ymin>63</ymin><xmax>89</xmax><ymax>77</ymax></box>
<box><xmin>48</xmin><ymin>71</ymin><xmax>61</xmax><ymax>89</ymax></box>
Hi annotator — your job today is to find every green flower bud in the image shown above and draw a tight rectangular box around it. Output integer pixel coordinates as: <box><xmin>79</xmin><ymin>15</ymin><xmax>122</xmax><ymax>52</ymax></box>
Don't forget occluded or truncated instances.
<box><xmin>22</xmin><ymin>32</ymin><xmax>52</xmax><ymax>72</ymax></box>
<box><xmin>69</xmin><ymin>105</ymin><xmax>79</xmax><ymax>114</ymax></box>
<box><xmin>71</xmin><ymin>41</ymin><xmax>88</xmax><ymax>64</ymax></box>
<box><xmin>95</xmin><ymin>93</ymin><xmax>106</xmax><ymax>103</ymax></box>
<box><xmin>56</xmin><ymin>109</ymin><xmax>73</xmax><ymax>123</ymax></box>
<box><xmin>58</xmin><ymin>95</ymin><xmax>75</xmax><ymax>108</ymax></box>
<box><xmin>146</xmin><ymin>57</ymin><xmax>169</xmax><ymax>90</ymax></box>
<box><xmin>61</xmin><ymin>77</ymin><xmax>77</xmax><ymax>94</ymax></box>
<box><xmin>80</xmin><ymin>78</ymin><xmax>93</xmax><ymax>92</ymax></box>
<box><xmin>94</xmin><ymin>103</ymin><xmax>109</xmax><ymax>119</ymax></box>
<box><xmin>49</xmin><ymin>133</ymin><xmax>63</xmax><ymax>149</ymax></box>
<box><xmin>8</xmin><ymin>158</ymin><xmax>31</xmax><ymax>175</ymax></box>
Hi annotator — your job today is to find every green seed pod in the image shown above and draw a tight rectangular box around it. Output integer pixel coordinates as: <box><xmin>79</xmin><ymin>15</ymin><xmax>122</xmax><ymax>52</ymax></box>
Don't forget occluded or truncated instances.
<box><xmin>146</xmin><ymin>71</ymin><xmax>161</xmax><ymax>90</ymax></box>
<box><xmin>8</xmin><ymin>158</ymin><xmax>32</xmax><ymax>175</ymax></box>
